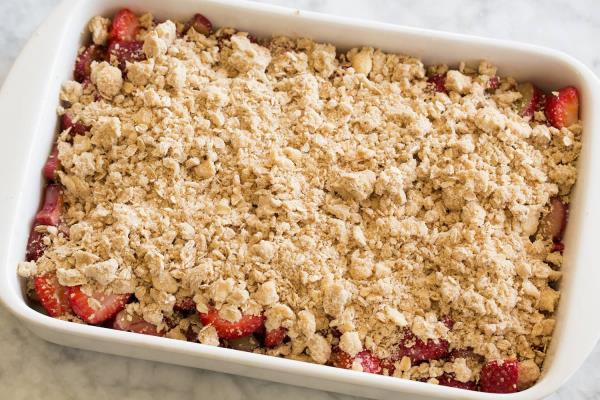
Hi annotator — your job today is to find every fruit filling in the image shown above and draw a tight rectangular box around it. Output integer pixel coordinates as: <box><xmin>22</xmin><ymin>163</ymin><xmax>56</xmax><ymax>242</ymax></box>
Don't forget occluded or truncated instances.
<box><xmin>17</xmin><ymin>8</ymin><xmax>582</xmax><ymax>393</ymax></box>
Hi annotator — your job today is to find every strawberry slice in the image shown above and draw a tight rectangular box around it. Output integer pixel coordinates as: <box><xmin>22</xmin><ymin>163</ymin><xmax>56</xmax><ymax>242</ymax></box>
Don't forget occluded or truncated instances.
<box><xmin>428</xmin><ymin>73</ymin><xmax>447</xmax><ymax>93</ymax></box>
<box><xmin>113</xmin><ymin>310</ymin><xmax>163</xmax><ymax>336</ymax></box>
<box><xmin>480</xmin><ymin>359</ymin><xmax>519</xmax><ymax>393</ymax></box>
<box><xmin>43</xmin><ymin>145</ymin><xmax>60</xmax><ymax>181</ymax></box>
<box><xmin>34</xmin><ymin>273</ymin><xmax>72</xmax><ymax>317</ymax></box>
<box><xmin>264</xmin><ymin>327</ymin><xmax>287</xmax><ymax>348</ymax></box>
<box><xmin>107</xmin><ymin>40</ymin><xmax>145</xmax><ymax>71</ymax></box>
<box><xmin>74</xmin><ymin>45</ymin><xmax>106</xmax><ymax>83</ymax></box>
<box><xmin>392</xmin><ymin>330</ymin><xmax>450</xmax><ymax>364</ymax></box>
<box><xmin>174</xmin><ymin>296</ymin><xmax>196</xmax><ymax>313</ymax></box>
<box><xmin>198</xmin><ymin>309</ymin><xmax>265</xmax><ymax>339</ymax></box>
<box><xmin>540</xmin><ymin>197</ymin><xmax>568</xmax><ymax>242</ymax></box>
<box><xmin>183</xmin><ymin>13</ymin><xmax>213</xmax><ymax>36</ymax></box>
<box><xmin>330</xmin><ymin>348</ymin><xmax>382</xmax><ymax>374</ymax></box>
<box><xmin>437</xmin><ymin>373</ymin><xmax>478</xmax><ymax>391</ymax></box>
<box><xmin>26</xmin><ymin>223</ymin><xmax>46</xmax><ymax>262</ymax></box>
<box><xmin>35</xmin><ymin>184</ymin><xmax>62</xmax><ymax>226</ymax></box>
<box><xmin>60</xmin><ymin>112</ymin><xmax>90</xmax><ymax>135</ymax></box>
<box><xmin>544</xmin><ymin>86</ymin><xmax>580</xmax><ymax>128</ymax></box>
<box><xmin>68</xmin><ymin>286</ymin><xmax>130</xmax><ymax>325</ymax></box>
<box><xmin>516</xmin><ymin>82</ymin><xmax>545</xmax><ymax>117</ymax></box>
<box><xmin>109</xmin><ymin>9</ymin><xmax>140</xmax><ymax>42</ymax></box>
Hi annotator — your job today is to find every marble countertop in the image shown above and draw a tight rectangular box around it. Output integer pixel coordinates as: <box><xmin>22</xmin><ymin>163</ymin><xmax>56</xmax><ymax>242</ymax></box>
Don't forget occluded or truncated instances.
<box><xmin>1</xmin><ymin>0</ymin><xmax>599</xmax><ymax>399</ymax></box>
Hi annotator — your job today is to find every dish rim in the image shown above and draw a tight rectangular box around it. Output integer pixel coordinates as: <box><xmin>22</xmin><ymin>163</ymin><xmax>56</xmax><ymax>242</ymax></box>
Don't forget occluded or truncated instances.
<box><xmin>0</xmin><ymin>0</ymin><xmax>599</xmax><ymax>399</ymax></box>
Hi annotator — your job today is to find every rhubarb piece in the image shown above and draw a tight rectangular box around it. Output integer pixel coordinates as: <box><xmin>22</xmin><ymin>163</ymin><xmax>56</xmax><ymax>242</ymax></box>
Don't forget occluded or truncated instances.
<box><xmin>107</xmin><ymin>40</ymin><xmax>145</xmax><ymax>71</ymax></box>
<box><xmin>551</xmin><ymin>241</ymin><xmax>565</xmax><ymax>253</ymax></box>
<box><xmin>74</xmin><ymin>45</ymin><xmax>106</xmax><ymax>83</ymax></box>
<box><xmin>26</xmin><ymin>224</ymin><xmax>46</xmax><ymax>262</ymax></box>
<box><xmin>60</xmin><ymin>113</ymin><xmax>90</xmax><ymax>135</ymax></box>
<box><xmin>35</xmin><ymin>184</ymin><xmax>62</xmax><ymax>226</ymax></box>
<box><xmin>183</xmin><ymin>13</ymin><xmax>213</xmax><ymax>36</ymax></box>
<box><xmin>437</xmin><ymin>373</ymin><xmax>478</xmax><ymax>391</ymax></box>
<box><xmin>516</xmin><ymin>82</ymin><xmax>544</xmax><ymax>117</ymax></box>
<box><xmin>539</xmin><ymin>197</ymin><xmax>568</xmax><ymax>242</ymax></box>
<box><xmin>226</xmin><ymin>335</ymin><xmax>260</xmax><ymax>352</ymax></box>
<box><xmin>448</xmin><ymin>348</ymin><xmax>484</xmax><ymax>363</ymax></box>
<box><xmin>43</xmin><ymin>145</ymin><xmax>60</xmax><ymax>181</ymax></box>
<box><xmin>113</xmin><ymin>310</ymin><xmax>163</xmax><ymax>336</ymax></box>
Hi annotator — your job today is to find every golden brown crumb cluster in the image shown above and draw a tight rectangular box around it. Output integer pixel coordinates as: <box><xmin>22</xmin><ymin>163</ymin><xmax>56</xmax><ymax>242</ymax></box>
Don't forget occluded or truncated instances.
<box><xmin>19</xmin><ymin>15</ymin><xmax>581</xmax><ymax>384</ymax></box>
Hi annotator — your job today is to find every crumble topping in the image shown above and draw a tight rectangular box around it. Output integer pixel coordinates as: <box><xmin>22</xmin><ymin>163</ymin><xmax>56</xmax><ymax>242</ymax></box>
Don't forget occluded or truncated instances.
<box><xmin>88</xmin><ymin>16</ymin><xmax>110</xmax><ymax>46</ymax></box>
<box><xmin>21</xmin><ymin>16</ymin><xmax>582</xmax><ymax>381</ymax></box>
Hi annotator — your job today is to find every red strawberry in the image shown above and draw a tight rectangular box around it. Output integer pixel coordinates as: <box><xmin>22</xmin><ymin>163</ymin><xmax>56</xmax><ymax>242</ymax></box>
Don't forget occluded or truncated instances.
<box><xmin>480</xmin><ymin>359</ymin><xmax>519</xmax><ymax>394</ymax></box>
<box><xmin>540</xmin><ymin>197</ymin><xmax>568</xmax><ymax>242</ymax></box>
<box><xmin>35</xmin><ymin>184</ymin><xmax>62</xmax><ymax>226</ymax></box>
<box><xmin>183</xmin><ymin>13</ymin><xmax>213</xmax><ymax>36</ymax></box>
<box><xmin>60</xmin><ymin>113</ymin><xmax>90</xmax><ymax>135</ymax></box>
<box><xmin>330</xmin><ymin>348</ymin><xmax>382</xmax><ymax>374</ymax></box>
<box><xmin>109</xmin><ymin>9</ymin><xmax>140</xmax><ymax>43</ymax></box>
<box><xmin>26</xmin><ymin>224</ymin><xmax>46</xmax><ymax>262</ymax></box>
<box><xmin>516</xmin><ymin>82</ymin><xmax>545</xmax><ymax>117</ymax></box>
<box><xmin>174</xmin><ymin>297</ymin><xmax>196</xmax><ymax>313</ymax></box>
<box><xmin>545</xmin><ymin>86</ymin><xmax>579</xmax><ymax>128</ymax></box>
<box><xmin>68</xmin><ymin>286</ymin><xmax>130</xmax><ymax>325</ymax></box>
<box><xmin>199</xmin><ymin>309</ymin><xmax>265</xmax><ymax>339</ymax></box>
<box><xmin>486</xmin><ymin>76</ymin><xmax>500</xmax><ymax>91</ymax></box>
<box><xmin>43</xmin><ymin>145</ymin><xmax>60</xmax><ymax>181</ymax></box>
<box><xmin>113</xmin><ymin>310</ymin><xmax>163</xmax><ymax>336</ymax></box>
<box><xmin>74</xmin><ymin>45</ymin><xmax>106</xmax><ymax>83</ymax></box>
<box><xmin>107</xmin><ymin>40</ymin><xmax>145</xmax><ymax>71</ymax></box>
<box><xmin>428</xmin><ymin>73</ymin><xmax>447</xmax><ymax>93</ymax></box>
<box><xmin>34</xmin><ymin>273</ymin><xmax>72</xmax><ymax>317</ymax></box>
<box><xmin>437</xmin><ymin>373</ymin><xmax>478</xmax><ymax>391</ymax></box>
<box><xmin>264</xmin><ymin>327</ymin><xmax>287</xmax><ymax>348</ymax></box>
<box><xmin>392</xmin><ymin>330</ymin><xmax>450</xmax><ymax>364</ymax></box>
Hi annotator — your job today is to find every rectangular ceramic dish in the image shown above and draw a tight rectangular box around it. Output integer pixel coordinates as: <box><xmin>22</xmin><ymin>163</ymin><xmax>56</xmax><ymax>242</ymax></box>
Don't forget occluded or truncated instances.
<box><xmin>1</xmin><ymin>0</ymin><xmax>599</xmax><ymax>398</ymax></box>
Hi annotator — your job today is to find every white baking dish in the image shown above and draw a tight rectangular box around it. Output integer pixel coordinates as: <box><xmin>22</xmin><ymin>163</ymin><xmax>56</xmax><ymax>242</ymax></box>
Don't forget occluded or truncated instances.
<box><xmin>0</xmin><ymin>0</ymin><xmax>598</xmax><ymax>398</ymax></box>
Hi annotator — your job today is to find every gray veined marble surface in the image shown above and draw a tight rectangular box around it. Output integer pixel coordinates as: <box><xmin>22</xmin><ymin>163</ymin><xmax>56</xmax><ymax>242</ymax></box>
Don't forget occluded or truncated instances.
<box><xmin>1</xmin><ymin>0</ymin><xmax>599</xmax><ymax>399</ymax></box>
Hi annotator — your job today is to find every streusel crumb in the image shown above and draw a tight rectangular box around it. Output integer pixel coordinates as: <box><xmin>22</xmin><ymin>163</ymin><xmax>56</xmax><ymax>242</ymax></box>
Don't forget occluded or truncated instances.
<box><xmin>23</xmin><ymin>13</ymin><xmax>582</xmax><ymax>388</ymax></box>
